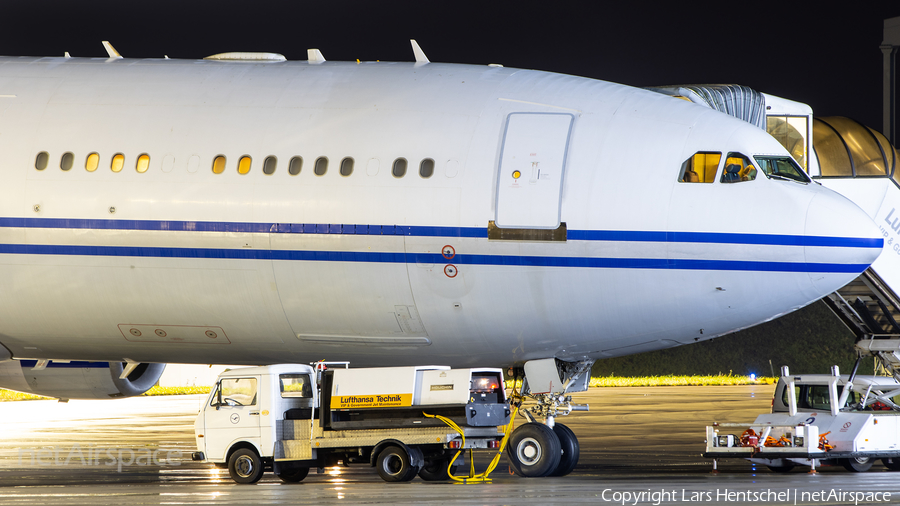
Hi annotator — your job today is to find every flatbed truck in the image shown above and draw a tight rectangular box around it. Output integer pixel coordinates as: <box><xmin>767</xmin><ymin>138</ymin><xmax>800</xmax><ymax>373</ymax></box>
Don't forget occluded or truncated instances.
<box><xmin>191</xmin><ymin>363</ymin><xmax>511</xmax><ymax>483</ymax></box>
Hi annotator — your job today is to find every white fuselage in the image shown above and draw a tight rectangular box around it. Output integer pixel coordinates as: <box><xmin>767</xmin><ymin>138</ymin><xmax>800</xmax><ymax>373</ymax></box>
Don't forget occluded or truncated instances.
<box><xmin>0</xmin><ymin>56</ymin><xmax>883</xmax><ymax>368</ymax></box>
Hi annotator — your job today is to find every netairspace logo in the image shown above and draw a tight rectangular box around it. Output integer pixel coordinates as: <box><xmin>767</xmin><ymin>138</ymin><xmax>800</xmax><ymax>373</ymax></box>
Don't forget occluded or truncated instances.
<box><xmin>600</xmin><ymin>488</ymin><xmax>892</xmax><ymax>506</ymax></box>
<box><xmin>18</xmin><ymin>444</ymin><xmax>183</xmax><ymax>472</ymax></box>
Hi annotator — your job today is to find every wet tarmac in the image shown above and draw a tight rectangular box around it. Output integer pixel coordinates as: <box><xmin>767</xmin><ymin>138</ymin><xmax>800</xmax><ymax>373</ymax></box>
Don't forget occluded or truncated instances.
<box><xmin>2</xmin><ymin>385</ymin><xmax>899</xmax><ymax>505</ymax></box>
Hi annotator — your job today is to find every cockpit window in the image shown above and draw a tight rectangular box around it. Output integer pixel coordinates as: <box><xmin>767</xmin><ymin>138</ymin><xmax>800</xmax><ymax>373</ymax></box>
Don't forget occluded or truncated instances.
<box><xmin>754</xmin><ymin>156</ymin><xmax>811</xmax><ymax>183</ymax></box>
<box><xmin>678</xmin><ymin>152</ymin><xmax>721</xmax><ymax>183</ymax></box>
<box><xmin>720</xmin><ymin>153</ymin><xmax>757</xmax><ymax>183</ymax></box>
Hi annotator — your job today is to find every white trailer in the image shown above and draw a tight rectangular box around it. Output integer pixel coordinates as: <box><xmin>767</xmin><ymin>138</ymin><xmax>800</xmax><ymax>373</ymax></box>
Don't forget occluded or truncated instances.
<box><xmin>704</xmin><ymin>366</ymin><xmax>900</xmax><ymax>473</ymax></box>
<box><xmin>192</xmin><ymin>363</ymin><xmax>512</xmax><ymax>483</ymax></box>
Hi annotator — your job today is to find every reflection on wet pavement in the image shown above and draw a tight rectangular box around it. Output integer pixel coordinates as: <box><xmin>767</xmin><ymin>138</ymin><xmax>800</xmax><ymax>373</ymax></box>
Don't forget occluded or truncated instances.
<box><xmin>2</xmin><ymin>386</ymin><xmax>900</xmax><ymax>505</ymax></box>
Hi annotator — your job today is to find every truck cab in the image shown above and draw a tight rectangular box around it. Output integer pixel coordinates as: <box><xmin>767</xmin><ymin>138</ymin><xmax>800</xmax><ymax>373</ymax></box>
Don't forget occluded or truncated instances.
<box><xmin>194</xmin><ymin>364</ymin><xmax>316</xmax><ymax>470</ymax></box>
<box><xmin>772</xmin><ymin>374</ymin><xmax>900</xmax><ymax>413</ymax></box>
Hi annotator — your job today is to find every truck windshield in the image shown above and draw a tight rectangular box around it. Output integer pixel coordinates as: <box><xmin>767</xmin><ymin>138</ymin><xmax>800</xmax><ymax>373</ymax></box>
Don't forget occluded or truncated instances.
<box><xmin>754</xmin><ymin>155</ymin><xmax>810</xmax><ymax>183</ymax></box>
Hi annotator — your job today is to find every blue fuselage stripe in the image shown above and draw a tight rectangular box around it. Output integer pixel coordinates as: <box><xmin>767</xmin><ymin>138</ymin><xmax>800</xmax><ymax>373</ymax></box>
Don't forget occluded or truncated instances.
<box><xmin>0</xmin><ymin>218</ymin><xmax>880</xmax><ymax>274</ymax></box>
<box><xmin>0</xmin><ymin>218</ymin><xmax>882</xmax><ymax>248</ymax></box>
<box><xmin>0</xmin><ymin>244</ymin><xmax>872</xmax><ymax>274</ymax></box>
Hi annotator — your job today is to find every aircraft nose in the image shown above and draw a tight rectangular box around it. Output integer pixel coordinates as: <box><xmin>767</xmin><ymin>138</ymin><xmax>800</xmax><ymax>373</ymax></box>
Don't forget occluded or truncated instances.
<box><xmin>804</xmin><ymin>189</ymin><xmax>883</xmax><ymax>294</ymax></box>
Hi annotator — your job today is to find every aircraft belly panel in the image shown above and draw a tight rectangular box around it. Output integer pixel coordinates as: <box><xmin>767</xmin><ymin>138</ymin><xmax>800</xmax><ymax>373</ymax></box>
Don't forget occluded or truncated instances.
<box><xmin>272</xmin><ymin>233</ymin><xmax>426</xmax><ymax>342</ymax></box>
<box><xmin>0</xmin><ymin>255</ymin><xmax>290</xmax><ymax>360</ymax></box>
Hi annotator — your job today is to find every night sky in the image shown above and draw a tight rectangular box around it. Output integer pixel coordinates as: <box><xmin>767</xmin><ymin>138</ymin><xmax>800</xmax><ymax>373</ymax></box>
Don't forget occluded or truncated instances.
<box><xmin>2</xmin><ymin>2</ymin><xmax>900</xmax><ymax>130</ymax></box>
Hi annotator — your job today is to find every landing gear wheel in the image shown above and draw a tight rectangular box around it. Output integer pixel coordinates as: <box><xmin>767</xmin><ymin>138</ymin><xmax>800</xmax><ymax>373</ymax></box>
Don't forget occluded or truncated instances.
<box><xmin>883</xmin><ymin>457</ymin><xmax>900</xmax><ymax>471</ymax></box>
<box><xmin>376</xmin><ymin>445</ymin><xmax>418</xmax><ymax>482</ymax></box>
<box><xmin>506</xmin><ymin>422</ymin><xmax>562</xmax><ymax>477</ymax></box>
<box><xmin>842</xmin><ymin>457</ymin><xmax>873</xmax><ymax>472</ymax></box>
<box><xmin>276</xmin><ymin>466</ymin><xmax>310</xmax><ymax>483</ymax></box>
<box><xmin>418</xmin><ymin>458</ymin><xmax>457</xmax><ymax>481</ymax></box>
<box><xmin>549</xmin><ymin>423</ymin><xmax>579</xmax><ymax>476</ymax></box>
<box><xmin>228</xmin><ymin>448</ymin><xmax>264</xmax><ymax>484</ymax></box>
<box><xmin>767</xmin><ymin>463</ymin><xmax>795</xmax><ymax>473</ymax></box>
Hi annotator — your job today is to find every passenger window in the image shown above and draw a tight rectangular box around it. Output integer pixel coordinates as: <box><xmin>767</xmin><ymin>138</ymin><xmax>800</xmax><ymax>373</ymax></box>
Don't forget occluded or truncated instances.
<box><xmin>212</xmin><ymin>377</ymin><xmax>258</xmax><ymax>407</ymax></box>
<box><xmin>263</xmin><ymin>156</ymin><xmax>277</xmax><ymax>175</ymax></box>
<box><xmin>419</xmin><ymin>158</ymin><xmax>435</xmax><ymax>178</ymax></box>
<box><xmin>289</xmin><ymin>156</ymin><xmax>303</xmax><ymax>176</ymax></box>
<box><xmin>340</xmin><ymin>157</ymin><xmax>354</xmax><ymax>176</ymax></box>
<box><xmin>111</xmin><ymin>153</ymin><xmax>125</xmax><ymax>173</ymax></box>
<box><xmin>678</xmin><ymin>152</ymin><xmax>720</xmax><ymax>183</ymax></box>
<box><xmin>136</xmin><ymin>154</ymin><xmax>150</xmax><ymax>173</ymax></box>
<box><xmin>35</xmin><ymin>152</ymin><xmax>49</xmax><ymax>171</ymax></box>
<box><xmin>392</xmin><ymin>158</ymin><xmax>407</xmax><ymax>178</ymax></box>
<box><xmin>280</xmin><ymin>374</ymin><xmax>313</xmax><ymax>398</ymax></box>
<box><xmin>238</xmin><ymin>156</ymin><xmax>252</xmax><ymax>175</ymax></box>
<box><xmin>85</xmin><ymin>152</ymin><xmax>100</xmax><ymax>172</ymax></box>
<box><xmin>212</xmin><ymin>155</ymin><xmax>226</xmax><ymax>174</ymax></box>
<box><xmin>60</xmin><ymin>152</ymin><xmax>74</xmax><ymax>171</ymax></box>
<box><xmin>720</xmin><ymin>152</ymin><xmax>757</xmax><ymax>183</ymax></box>
<box><xmin>314</xmin><ymin>157</ymin><xmax>328</xmax><ymax>176</ymax></box>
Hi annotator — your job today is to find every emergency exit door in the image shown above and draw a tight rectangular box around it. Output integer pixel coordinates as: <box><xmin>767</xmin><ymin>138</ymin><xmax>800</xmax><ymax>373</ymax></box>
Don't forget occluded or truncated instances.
<box><xmin>495</xmin><ymin>113</ymin><xmax>574</xmax><ymax>229</ymax></box>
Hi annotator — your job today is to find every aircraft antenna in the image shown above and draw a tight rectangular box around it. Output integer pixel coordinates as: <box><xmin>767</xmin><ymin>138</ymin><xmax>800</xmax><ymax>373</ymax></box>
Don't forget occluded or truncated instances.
<box><xmin>307</xmin><ymin>49</ymin><xmax>326</xmax><ymax>63</ymax></box>
<box><xmin>410</xmin><ymin>39</ymin><xmax>429</xmax><ymax>63</ymax></box>
<box><xmin>102</xmin><ymin>41</ymin><xmax>123</xmax><ymax>59</ymax></box>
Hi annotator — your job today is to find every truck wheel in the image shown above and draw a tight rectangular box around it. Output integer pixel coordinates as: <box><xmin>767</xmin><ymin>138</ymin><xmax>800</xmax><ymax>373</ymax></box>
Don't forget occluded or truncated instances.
<box><xmin>418</xmin><ymin>458</ymin><xmax>458</xmax><ymax>481</ymax></box>
<box><xmin>766</xmin><ymin>463</ymin><xmax>795</xmax><ymax>473</ymax></box>
<box><xmin>276</xmin><ymin>466</ymin><xmax>310</xmax><ymax>483</ymax></box>
<box><xmin>228</xmin><ymin>448</ymin><xmax>264</xmax><ymax>484</ymax></box>
<box><xmin>506</xmin><ymin>422</ymin><xmax>562</xmax><ymax>477</ymax></box>
<box><xmin>883</xmin><ymin>458</ymin><xmax>900</xmax><ymax>471</ymax></box>
<box><xmin>376</xmin><ymin>445</ymin><xmax>417</xmax><ymax>482</ymax></box>
<box><xmin>549</xmin><ymin>423</ymin><xmax>579</xmax><ymax>476</ymax></box>
<box><xmin>842</xmin><ymin>457</ymin><xmax>873</xmax><ymax>472</ymax></box>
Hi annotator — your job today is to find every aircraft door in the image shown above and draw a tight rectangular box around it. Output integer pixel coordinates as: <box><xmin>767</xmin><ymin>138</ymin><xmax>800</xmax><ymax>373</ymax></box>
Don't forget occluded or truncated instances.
<box><xmin>495</xmin><ymin>113</ymin><xmax>574</xmax><ymax>229</ymax></box>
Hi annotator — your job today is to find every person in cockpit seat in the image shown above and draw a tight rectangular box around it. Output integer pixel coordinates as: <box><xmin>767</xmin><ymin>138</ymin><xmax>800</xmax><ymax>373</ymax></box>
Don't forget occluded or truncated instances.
<box><xmin>740</xmin><ymin>164</ymin><xmax>757</xmax><ymax>181</ymax></box>
<box><xmin>722</xmin><ymin>164</ymin><xmax>741</xmax><ymax>183</ymax></box>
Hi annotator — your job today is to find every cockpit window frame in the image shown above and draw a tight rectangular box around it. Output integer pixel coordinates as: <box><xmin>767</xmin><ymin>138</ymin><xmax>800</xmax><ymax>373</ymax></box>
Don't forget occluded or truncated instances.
<box><xmin>720</xmin><ymin>152</ymin><xmax>758</xmax><ymax>184</ymax></box>
<box><xmin>754</xmin><ymin>155</ymin><xmax>811</xmax><ymax>184</ymax></box>
<box><xmin>678</xmin><ymin>151</ymin><xmax>722</xmax><ymax>184</ymax></box>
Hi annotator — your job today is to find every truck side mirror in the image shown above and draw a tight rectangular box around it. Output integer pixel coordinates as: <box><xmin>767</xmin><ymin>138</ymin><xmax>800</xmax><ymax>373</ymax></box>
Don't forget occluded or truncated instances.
<box><xmin>213</xmin><ymin>382</ymin><xmax>223</xmax><ymax>410</ymax></box>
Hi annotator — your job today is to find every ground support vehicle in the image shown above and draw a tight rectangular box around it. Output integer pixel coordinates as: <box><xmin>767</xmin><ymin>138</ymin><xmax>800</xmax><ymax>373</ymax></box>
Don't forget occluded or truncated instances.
<box><xmin>192</xmin><ymin>363</ymin><xmax>513</xmax><ymax>483</ymax></box>
<box><xmin>703</xmin><ymin>364</ymin><xmax>900</xmax><ymax>473</ymax></box>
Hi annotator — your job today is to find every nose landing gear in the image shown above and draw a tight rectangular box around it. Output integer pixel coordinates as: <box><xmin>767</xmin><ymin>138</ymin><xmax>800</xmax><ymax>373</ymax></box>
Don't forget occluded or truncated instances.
<box><xmin>506</xmin><ymin>358</ymin><xmax>592</xmax><ymax>477</ymax></box>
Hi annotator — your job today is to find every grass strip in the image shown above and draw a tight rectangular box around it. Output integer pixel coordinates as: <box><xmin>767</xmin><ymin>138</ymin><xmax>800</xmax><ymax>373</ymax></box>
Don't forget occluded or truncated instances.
<box><xmin>142</xmin><ymin>386</ymin><xmax>211</xmax><ymax>396</ymax></box>
<box><xmin>590</xmin><ymin>375</ymin><xmax>776</xmax><ymax>387</ymax></box>
<box><xmin>0</xmin><ymin>390</ymin><xmax>51</xmax><ymax>401</ymax></box>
